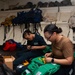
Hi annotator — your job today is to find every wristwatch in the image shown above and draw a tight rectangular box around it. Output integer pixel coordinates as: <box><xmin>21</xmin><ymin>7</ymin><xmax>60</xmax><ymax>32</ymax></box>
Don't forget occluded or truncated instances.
<box><xmin>51</xmin><ymin>58</ymin><xmax>54</xmax><ymax>63</ymax></box>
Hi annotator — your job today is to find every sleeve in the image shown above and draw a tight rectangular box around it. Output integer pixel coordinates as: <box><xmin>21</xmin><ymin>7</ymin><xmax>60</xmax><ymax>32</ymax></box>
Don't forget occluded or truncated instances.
<box><xmin>27</xmin><ymin>40</ymin><xmax>31</xmax><ymax>45</ymax></box>
<box><xmin>38</xmin><ymin>36</ymin><xmax>47</xmax><ymax>45</ymax></box>
<box><xmin>62</xmin><ymin>40</ymin><xmax>74</xmax><ymax>58</ymax></box>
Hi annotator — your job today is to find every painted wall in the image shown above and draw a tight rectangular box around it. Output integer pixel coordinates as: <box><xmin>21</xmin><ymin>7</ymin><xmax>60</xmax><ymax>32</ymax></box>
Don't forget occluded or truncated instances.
<box><xmin>8</xmin><ymin>0</ymin><xmax>63</xmax><ymax>5</ymax></box>
<box><xmin>0</xmin><ymin>5</ymin><xmax>74</xmax><ymax>45</ymax></box>
<box><xmin>0</xmin><ymin>0</ymin><xmax>9</xmax><ymax>10</ymax></box>
<box><xmin>0</xmin><ymin>1</ymin><xmax>4</xmax><ymax>10</ymax></box>
<box><xmin>6</xmin><ymin>0</ymin><xmax>75</xmax><ymax>6</ymax></box>
<box><xmin>1</xmin><ymin>0</ymin><xmax>75</xmax><ymax>10</ymax></box>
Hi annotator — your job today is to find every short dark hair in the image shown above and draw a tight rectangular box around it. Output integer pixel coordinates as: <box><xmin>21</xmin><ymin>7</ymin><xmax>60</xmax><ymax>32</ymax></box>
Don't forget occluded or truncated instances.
<box><xmin>23</xmin><ymin>29</ymin><xmax>32</xmax><ymax>38</ymax></box>
<box><xmin>44</xmin><ymin>24</ymin><xmax>62</xmax><ymax>34</ymax></box>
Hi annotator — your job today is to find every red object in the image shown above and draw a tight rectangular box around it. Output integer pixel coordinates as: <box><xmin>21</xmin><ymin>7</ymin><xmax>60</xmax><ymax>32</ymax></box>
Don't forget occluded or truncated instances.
<box><xmin>3</xmin><ymin>41</ymin><xmax>17</xmax><ymax>51</ymax></box>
